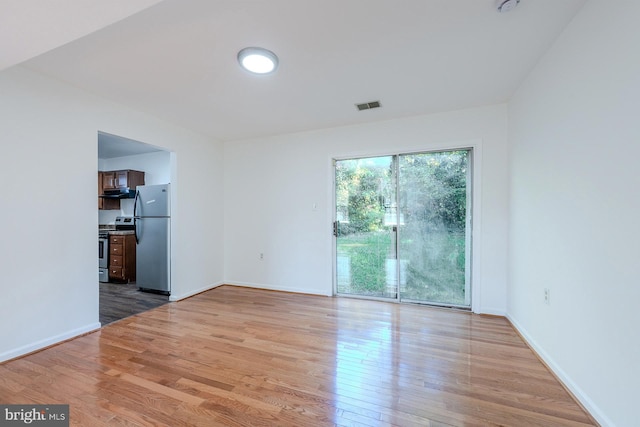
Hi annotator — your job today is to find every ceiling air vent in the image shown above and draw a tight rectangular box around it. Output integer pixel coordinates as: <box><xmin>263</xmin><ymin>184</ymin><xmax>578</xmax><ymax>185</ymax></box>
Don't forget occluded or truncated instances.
<box><xmin>356</xmin><ymin>101</ymin><xmax>381</xmax><ymax>111</ymax></box>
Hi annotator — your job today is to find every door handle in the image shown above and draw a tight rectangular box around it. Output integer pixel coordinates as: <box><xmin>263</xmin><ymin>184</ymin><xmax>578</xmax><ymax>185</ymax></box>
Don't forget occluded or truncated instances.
<box><xmin>333</xmin><ymin>221</ymin><xmax>339</xmax><ymax>237</ymax></box>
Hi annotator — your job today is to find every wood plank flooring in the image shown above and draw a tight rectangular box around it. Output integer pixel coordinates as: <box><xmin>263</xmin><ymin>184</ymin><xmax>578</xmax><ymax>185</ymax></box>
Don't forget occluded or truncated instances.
<box><xmin>99</xmin><ymin>281</ymin><xmax>169</xmax><ymax>325</ymax></box>
<box><xmin>1</xmin><ymin>286</ymin><xmax>596</xmax><ymax>426</ymax></box>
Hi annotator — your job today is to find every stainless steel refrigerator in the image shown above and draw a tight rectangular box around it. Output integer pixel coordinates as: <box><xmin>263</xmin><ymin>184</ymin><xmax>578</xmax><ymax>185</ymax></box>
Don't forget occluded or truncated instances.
<box><xmin>134</xmin><ymin>184</ymin><xmax>171</xmax><ymax>295</ymax></box>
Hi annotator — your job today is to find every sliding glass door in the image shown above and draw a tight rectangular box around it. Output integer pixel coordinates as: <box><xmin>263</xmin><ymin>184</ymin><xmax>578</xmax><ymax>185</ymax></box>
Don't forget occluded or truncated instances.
<box><xmin>334</xmin><ymin>149</ymin><xmax>471</xmax><ymax>308</ymax></box>
<box><xmin>397</xmin><ymin>150</ymin><xmax>471</xmax><ymax>306</ymax></box>
<box><xmin>335</xmin><ymin>156</ymin><xmax>398</xmax><ymax>299</ymax></box>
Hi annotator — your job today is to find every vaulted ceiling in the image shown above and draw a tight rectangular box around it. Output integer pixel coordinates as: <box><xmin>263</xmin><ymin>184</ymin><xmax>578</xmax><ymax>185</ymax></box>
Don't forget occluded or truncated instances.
<box><xmin>5</xmin><ymin>0</ymin><xmax>586</xmax><ymax>142</ymax></box>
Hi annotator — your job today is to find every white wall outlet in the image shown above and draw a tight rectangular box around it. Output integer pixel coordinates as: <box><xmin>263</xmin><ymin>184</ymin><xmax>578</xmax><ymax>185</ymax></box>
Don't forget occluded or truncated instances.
<box><xmin>544</xmin><ymin>288</ymin><xmax>550</xmax><ymax>304</ymax></box>
<box><xmin>259</xmin><ymin>252</ymin><xmax>264</xmax><ymax>260</ymax></box>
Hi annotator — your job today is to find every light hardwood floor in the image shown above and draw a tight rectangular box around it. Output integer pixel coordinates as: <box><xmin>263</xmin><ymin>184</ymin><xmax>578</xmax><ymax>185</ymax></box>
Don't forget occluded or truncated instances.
<box><xmin>0</xmin><ymin>286</ymin><xmax>596</xmax><ymax>426</ymax></box>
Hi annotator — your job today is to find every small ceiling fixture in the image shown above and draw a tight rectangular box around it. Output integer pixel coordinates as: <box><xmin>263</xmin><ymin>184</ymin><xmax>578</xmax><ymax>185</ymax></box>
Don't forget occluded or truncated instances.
<box><xmin>237</xmin><ymin>47</ymin><xmax>279</xmax><ymax>74</ymax></box>
<box><xmin>495</xmin><ymin>0</ymin><xmax>520</xmax><ymax>13</ymax></box>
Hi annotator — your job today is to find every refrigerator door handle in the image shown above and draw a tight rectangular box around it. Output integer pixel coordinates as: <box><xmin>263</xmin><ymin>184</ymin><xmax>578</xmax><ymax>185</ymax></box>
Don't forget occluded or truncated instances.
<box><xmin>133</xmin><ymin>189</ymin><xmax>140</xmax><ymax>244</ymax></box>
<box><xmin>133</xmin><ymin>189</ymin><xmax>139</xmax><ymax>217</ymax></box>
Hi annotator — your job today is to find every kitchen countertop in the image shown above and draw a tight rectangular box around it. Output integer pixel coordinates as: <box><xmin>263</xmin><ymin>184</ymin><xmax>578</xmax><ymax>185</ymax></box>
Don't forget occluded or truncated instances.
<box><xmin>100</xmin><ymin>225</ymin><xmax>134</xmax><ymax>236</ymax></box>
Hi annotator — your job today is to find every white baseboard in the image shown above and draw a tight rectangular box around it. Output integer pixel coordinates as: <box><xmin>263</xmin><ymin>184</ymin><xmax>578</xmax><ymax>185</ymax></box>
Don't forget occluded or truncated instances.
<box><xmin>506</xmin><ymin>314</ymin><xmax>612</xmax><ymax>427</ymax></box>
<box><xmin>476</xmin><ymin>306</ymin><xmax>506</xmax><ymax>316</ymax></box>
<box><xmin>0</xmin><ymin>322</ymin><xmax>101</xmax><ymax>363</ymax></box>
<box><xmin>224</xmin><ymin>280</ymin><xmax>332</xmax><ymax>297</ymax></box>
<box><xmin>169</xmin><ymin>281</ymin><xmax>224</xmax><ymax>302</ymax></box>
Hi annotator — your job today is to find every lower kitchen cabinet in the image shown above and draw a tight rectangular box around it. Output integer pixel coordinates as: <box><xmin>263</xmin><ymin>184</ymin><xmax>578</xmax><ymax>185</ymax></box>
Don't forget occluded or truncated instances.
<box><xmin>109</xmin><ymin>234</ymin><xmax>136</xmax><ymax>282</ymax></box>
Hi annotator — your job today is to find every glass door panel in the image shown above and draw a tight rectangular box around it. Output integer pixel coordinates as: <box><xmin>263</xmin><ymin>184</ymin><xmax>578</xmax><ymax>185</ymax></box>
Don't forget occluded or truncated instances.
<box><xmin>335</xmin><ymin>156</ymin><xmax>397</xmax><ymax>299</ymax></box>
<box><xmin>335</xmin><ymin>150</ymin><xmax>471</xmax><ymax>308</ymax></box>
<box><xmin>398</xmin><ymin>150</ymin><xmax>471</xmax><ymax>307</ymax></box>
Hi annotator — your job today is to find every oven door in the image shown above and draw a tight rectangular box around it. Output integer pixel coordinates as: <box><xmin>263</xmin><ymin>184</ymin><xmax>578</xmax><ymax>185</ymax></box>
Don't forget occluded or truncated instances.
<box><xmin>99</xmin><ymin>268</ymin><xmax>109</xmax><ymax>283</ymax></box>
<box><xmin>99</xmin><ymin>237</ymin><xmax>109</xmax><ymax>269</ymax></box>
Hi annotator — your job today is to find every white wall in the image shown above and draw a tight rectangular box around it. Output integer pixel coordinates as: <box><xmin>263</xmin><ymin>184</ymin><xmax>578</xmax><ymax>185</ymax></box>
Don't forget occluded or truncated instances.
<box><xmin>0</xmin><ymin>66</ymin><xmax>224</xmax><ymax>362</ymax></box>
<box><xmin>99</xmin><ymin>150</ymin><xmax>171</xmax><ymax>222</ymax></box>
<box><xmin>224</xmin><ymin>104</ymin><xmax>509</xmax><ymax>314</ymax></box>
<box><xmin>508</xmin><ymin>1</ymin><xmax>640</xmax><ymax>425</ymax></box>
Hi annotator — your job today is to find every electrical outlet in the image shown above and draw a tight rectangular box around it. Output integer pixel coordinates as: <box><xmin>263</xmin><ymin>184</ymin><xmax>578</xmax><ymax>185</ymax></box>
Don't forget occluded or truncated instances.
<box><xmin>259</xmin><ymin>253</ymin><xmax>264</xmax><ymax>260</ymax></box>
<box><xmin>544</xmin><ymin>288</ymin><xmax>550</xmax><ymax>304</ymax></box>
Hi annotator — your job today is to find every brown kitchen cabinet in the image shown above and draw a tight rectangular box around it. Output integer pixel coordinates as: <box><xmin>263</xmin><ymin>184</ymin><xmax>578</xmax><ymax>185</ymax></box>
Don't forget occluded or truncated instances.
<box><xmin>98</xmin><ymin>169</ymin><xmax>145</xmax><ymax>210</ymax></box>
<box><xmin>109</xmin><ymin>234</ymin><xmax>136</xmax><ymax>282</ymax></box>
<box><xmin>98</xmin><ymin>172</ymin><xmax>120</xmax><ymax>210</ymax></box>
<box><xmin>101</xmin><ymin>169</ymin><xmax>145</xmax><ymax>192</ymax></box>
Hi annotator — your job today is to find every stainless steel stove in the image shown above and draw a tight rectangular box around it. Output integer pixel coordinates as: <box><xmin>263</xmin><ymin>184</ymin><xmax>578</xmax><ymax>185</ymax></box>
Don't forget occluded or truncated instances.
<box><xmin>99</xmin><ymin>217</ymin><xmax>135</xmax><ymax>283</ymax></box>
<box><xmin>98</xmin><ymin>230</ymin><xmax>109</xmax><ymax>282</ymax></box>
<box><xmin>114</xmin><ymin>216</ymin><xmax>135</xmax><ymax>230</ymax></box>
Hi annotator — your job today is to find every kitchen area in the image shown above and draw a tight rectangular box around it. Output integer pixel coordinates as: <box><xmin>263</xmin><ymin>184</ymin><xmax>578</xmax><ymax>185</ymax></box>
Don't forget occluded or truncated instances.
<box><xmin>98</xmin><ymin>132</ymin><xmax>172</xmax><ymax>324</ymax></box>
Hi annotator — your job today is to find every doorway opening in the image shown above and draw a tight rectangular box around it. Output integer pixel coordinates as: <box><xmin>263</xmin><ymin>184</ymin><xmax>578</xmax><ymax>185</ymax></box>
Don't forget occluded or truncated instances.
<box><xmin>334</xmin><ymin>149</ymin><xmax>472</xmax><ymax>308</ymax></box>
<box><xmin>98</xmin><ymin>131</ymin><xmax>171</xmax><ymax>324</ymax></box>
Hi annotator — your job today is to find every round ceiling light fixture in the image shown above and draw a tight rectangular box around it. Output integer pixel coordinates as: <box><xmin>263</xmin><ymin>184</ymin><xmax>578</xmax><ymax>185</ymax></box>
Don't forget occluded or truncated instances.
<box><xmin>495</xmin><ymin>0</ymin><xmax>520</xmax><ymax>13</ymax></box>
<box><xmin>237</xmin><ymin>47</ymin><xmax>279</xmax><ymax>74</ymax></box>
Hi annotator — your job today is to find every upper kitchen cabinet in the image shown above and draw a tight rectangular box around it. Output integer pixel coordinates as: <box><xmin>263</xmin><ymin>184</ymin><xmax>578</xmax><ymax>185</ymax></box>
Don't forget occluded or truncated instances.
<box><xmin>98</xmin><ymin>169</ymin><xmax>145</xmax><ymax>210</ymax></box>
<box><xmin>98</xmin><ymin>172</ymin><xmax>117</xmax><ymax>210</ymax></box>
<box><xmin>102</xmin><ymin>170</ymin><xmax>145</xmax><ymax>192</ymax></box>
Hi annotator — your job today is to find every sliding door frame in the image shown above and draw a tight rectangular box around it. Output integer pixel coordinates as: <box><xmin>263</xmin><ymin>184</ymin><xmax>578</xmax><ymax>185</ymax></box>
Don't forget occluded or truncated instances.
<box><xmin>331</xmin><ymin>140</ymin><xmax>482</xmax><ymax>313</ymax></box>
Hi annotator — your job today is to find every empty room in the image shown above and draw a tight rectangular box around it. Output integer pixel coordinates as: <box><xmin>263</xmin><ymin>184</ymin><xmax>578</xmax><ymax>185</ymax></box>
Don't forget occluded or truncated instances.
<box><xmin>0</xmin><ymin>1</ymin><xmax>636</xmax><ymax>426</ymax></box>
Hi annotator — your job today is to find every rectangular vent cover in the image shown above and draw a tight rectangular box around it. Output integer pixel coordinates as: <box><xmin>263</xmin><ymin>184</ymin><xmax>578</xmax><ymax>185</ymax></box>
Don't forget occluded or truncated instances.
<box><xmin>356</xmin><ymin>101</ymin><xmax>381</xmax><ymax>111</ymax></box>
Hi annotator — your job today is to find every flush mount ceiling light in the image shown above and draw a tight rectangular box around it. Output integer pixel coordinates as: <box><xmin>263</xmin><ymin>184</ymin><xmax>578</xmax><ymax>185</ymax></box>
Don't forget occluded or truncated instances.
<box><xmin>495</xmin><ymin>0</ymin><xmax>520</xmax><ymax>13</ymax></box>
<box><xmin>237</xmin><ymin>47</ymin><xmax>279</xmax><ymax>74</ymax></box>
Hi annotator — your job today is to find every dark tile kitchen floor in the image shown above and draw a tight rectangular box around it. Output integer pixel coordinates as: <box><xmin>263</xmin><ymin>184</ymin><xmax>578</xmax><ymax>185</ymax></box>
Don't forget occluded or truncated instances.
<box><xmin>99</xmin><ymin>282</ymin><xmax>169</xmax><ymax>325</ymax></box>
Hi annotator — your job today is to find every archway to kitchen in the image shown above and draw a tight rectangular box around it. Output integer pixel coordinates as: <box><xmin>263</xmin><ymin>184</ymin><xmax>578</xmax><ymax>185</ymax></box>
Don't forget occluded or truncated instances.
<box><xmin>98</xmin><ymin>131</ymin><xmax>172</xmax><ymax>325</ymax></box>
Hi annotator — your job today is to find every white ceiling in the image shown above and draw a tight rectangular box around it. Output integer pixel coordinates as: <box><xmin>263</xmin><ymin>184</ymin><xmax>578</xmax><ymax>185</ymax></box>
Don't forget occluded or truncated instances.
<box><xmin>98</xmin><ymin>132</ymin><xmax>163</xmax><ymax>159</ymax></box>
<box><xmin>0</xmin><ymin>0</ymin><xmax>162</xmax><ymax>71</ymax></box>
<box><xmin>8</xmin><ymin>0</ymin><xmax>586</xmax><ymax>142</ymax></box>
